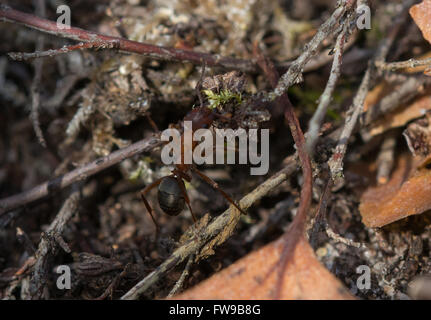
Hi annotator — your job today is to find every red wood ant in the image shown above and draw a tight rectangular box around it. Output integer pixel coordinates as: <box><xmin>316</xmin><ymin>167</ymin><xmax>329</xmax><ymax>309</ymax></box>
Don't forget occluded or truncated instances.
<box><xmin>140</xmin><ymin>105</ymin><xmax>247</xmax><ymax>232</ymax></box>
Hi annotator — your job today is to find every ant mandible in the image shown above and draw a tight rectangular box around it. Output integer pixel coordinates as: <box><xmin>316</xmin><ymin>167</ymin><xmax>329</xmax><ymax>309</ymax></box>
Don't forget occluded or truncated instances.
<box><xmin>140</xmin><ymin>104</ymin><xmax>247</xmax><ymax>233</ymax></box>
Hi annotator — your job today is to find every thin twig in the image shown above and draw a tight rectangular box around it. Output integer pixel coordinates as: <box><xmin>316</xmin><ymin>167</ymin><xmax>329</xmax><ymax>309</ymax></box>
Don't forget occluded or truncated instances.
<box><xmin>167</xmin><ymin>255</ymin><xmax>194</xmax><ymax>298</ymax></box>
<box><xmin>121</xmin><ymin>160</ymin><xmax>297</xmax><ymax>300</ymax></box>
<box><xmin>9</xmin><ymin>41</ymin><xmax>120</xmax><ymax>61</ymax></box>
<box><xmin>306</xmin><ymin>23</ymin><xmax>349</xmax><ymax>155</ymax></box>
<box><xmin>255</xmin><ymin>47</ymin><xmax>313</xmax><ymax>299</ymax></box>
<box><xmin>0</xmin><ymin>135</ymin><xmax>162</xmax><ymax>216</ymax></box>
<box><xmin>268</xmin><ymin>0</ymin><xmax>356</xmax><ymax>101</ymax></box>
<box><xmin>16</xmin><ymin>227</ymin><xmax>36</xmax><ymax>255</ymax></box>
<box><xmin>325</xmin><ymin>221</ymin><xmax>362</xmax><ymax>248</ymax></box>
<box><xmin>376</xmin><ymin>132</ymin><xmax>397</xmax><ymax>185</ymax></box>
<box><xmin>30</xmin><ymin>187</ymin><xmax>81</xmax><ymax>299</ymax></box>
<box><xmin>29</xmin><ymin>0</ymin><xmax>46</xmax><ymax>147</ymax></box>
<box><xmin>0</xmin><ymin>5</ymin><xmax>257</xmax><ymax>73</ymax></box>
<box><xmin>328</xmin><ymin>66</ymin><xmax>371</xmax><ymax>180</ymax></box>
<box><xmin>376</xmin><ymin>57</ymin><xmax>431</xmax><ymax>71</ymax></box>
<box><xmin>328</xmin><ymin>1</ymin><xmax>412</xmax><ymax>181</ymax></box>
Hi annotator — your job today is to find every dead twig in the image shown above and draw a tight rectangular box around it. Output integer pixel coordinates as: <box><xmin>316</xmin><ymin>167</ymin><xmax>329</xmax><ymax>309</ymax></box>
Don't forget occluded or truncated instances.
<box><xmin>0</xmin><ymin>5</ymin><xmax>257</xmax><ymax>73</ymax></box>
<box><xmin>29</xmin><ymin>0</ymin><xmax>46</xmax><ymax>147</ymax></box>
<box><xmin>255</xmin><ymin>46</ymin><xmax>313</xmax><ymax>299</ymax></box>
<box><xmin>328</xmin><ymin>65</ymin><xmax>371</xmax><ymax>180</ymax></box>
<box><xmin>268</xmin><ymin>0</ymin><xmax>357</xmax><ymax>101</ymax></box>
<box><xmin>306</xmin><ymin>22</ymin><xmax>349</xmax><ymax>155</ymax></box>
<box><xmin>376</xmin><ymin>57</ymin><xmax>431</xmax><ymax>71</ymax></box>
<box><xmin>376</xmin><ymin>132</ymin><xmax>397</xmax><ymax>185</ymax></box>
<box><xmin>9</xmin><ymin>41</ymin><xmax>120</xmax><ymax>61</ymax></box>
<box><xmin>0</xmin><ymin>135</ymin><xmax>162</xmax><ymax>216</ymax></box>
<box><xmin>328</xmin><ymin>0</ymin><xmax>413</xmax><ymax>181</ymax></box>
<box><xmin>30</xmin><ymin>187</ymin><xmax>81</xmax><ymax>299</ymax></box>
<box><xmin>167</xmin><ymin>255</ymin><xmax>194</xmax><ymax>298</ymax></box>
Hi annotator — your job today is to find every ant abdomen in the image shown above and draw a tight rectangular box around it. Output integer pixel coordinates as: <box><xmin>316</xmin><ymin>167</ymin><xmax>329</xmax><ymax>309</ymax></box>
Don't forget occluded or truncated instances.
<box><xmin>157</xmin><ymin>176</ymin><xmax>185</xmax><ymax>216</ymax></box>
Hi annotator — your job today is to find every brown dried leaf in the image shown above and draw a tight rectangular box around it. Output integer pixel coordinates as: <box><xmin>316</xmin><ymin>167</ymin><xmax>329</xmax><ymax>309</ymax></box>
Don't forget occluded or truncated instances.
<box><xmin>173</xmin><ymin>236</ymin><xmax>354</xmax><ymax>300</ymax></box>
<box><xmin>410</xmin><ymin>0</ymin><xmax>431</xmax><ymax>45</ymax></box>
<box><xmin>368</xmin><ymin>95</ymin><xmax>431</xmax><ymax>137</ymax></box>
<box><xmin>360</xmin><ymin>154</ymin><xmax>431</xmax><ymax>227</ymax></box>
<box><xmin>362</xmin><ymin>81</ymin><xmax>393</xmax><ymax>114</ymax></box>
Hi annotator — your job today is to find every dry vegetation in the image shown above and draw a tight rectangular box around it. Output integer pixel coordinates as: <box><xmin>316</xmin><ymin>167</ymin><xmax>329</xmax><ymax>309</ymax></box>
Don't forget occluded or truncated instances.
<box><xmin>1</xmin><ymin>0</ymin><xmax>431</xmax><ymax>300</ymax></box>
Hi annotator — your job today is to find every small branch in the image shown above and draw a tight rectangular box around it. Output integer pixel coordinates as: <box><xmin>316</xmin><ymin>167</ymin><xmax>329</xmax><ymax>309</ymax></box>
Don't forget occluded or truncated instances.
<box><xmin>325</xmin><ymin>220</ymin><xmax>363</xmax><ymax>248</ymax></box>
<box><xmin>255</xmin><ymin>48</ymin><xmax>313</xmax><ymax>299</ymax></box>
<box><xmin>30</xmin><ymin>187</ymin><xmax>81</xmax><ymax>299</ymax></box>
<box><xmin>328</xmin><ymin>1</ymin><xmax>412</xmax><ymax>181</ymax></box>
<box><xmin>268</xmin><ymin>0</ymin><xmax>356</xmax><ymax>101</ymax></box>
<box><xmin>376</xmin><ymin>57</ymin><xmax>431</xmax><ymax>71</ymax></box>
<box><xmin>0</xmin><ymin>135</ymin><xmax>162</xmax><ymax>216</ymax></box>
<box><xmin>328</xmin><ymin>66</ymin><xmax>371</xmax><ymax>180</ymax></box>
<box><xmin>16</xmin><ymin>227</ymin><xmax>36</xmax><ymax>255</ymax></box>
<box><xmin>121</xmin><ymin>160</ymin><xmax>297</xmax><ymax>300</ymax></box>
<box><xmin>376</xmin><ymin>133</ymin><xmax>397</xmax><ymax>185</ymax></box>
<box><xmin>0</xmin><ymin>5</ymin><xmax>257</xmax><ymax>73</ymax></box>
<box><xmin>167</xmin><ymin>255</ymin><xmax>194</xmax><ymax>298</ymax></box>
<box><xmin>306</xmin><ymin>23</ymin><xmax>348</xmax><ymax>155</ymax></box>
<box><xmin>9</xmin><ymin>41</ymin><xmax>120</xmax><ymax>61</ymax></box>
<box><xmin>29</xmin><ymin>0</ymin><xmax>46</xmax><ymax>147</ymax></box>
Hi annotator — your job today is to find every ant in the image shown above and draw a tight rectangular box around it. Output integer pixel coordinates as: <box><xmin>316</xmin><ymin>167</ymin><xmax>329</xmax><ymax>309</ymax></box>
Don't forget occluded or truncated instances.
<box><xmin>140</xmin><ymin>104</ymin><xmax>247</xmax><ymax>234</ymax></box>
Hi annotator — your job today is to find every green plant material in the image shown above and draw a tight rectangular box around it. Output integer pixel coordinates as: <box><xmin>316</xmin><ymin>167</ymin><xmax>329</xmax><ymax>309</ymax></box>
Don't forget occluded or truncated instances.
<box><xmin>128</xmin><ymin>157</ymin><xmax>153</xmax><ymax>181</ymax></box>
<box><xmin>203</xmin><ymin>89</ymin><xmax>242</xmax><ymax>109</ymax></box>
<box><xmin>289</xmin><ymin>86</ymin><xmax>342</xmax><ymax>120</ymax></box>
<box><xmin>326</xmin><ymin>108</ymin><xmax>340</xmax><ymax>121</ymax></box>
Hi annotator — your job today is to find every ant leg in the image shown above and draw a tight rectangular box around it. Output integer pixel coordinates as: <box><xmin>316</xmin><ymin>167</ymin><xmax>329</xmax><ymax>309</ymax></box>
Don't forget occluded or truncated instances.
<box><xmin>145</xmin><ymin>112</ymin><xmax>159</xmax><ymax>133</ymax></box>
<box><xmin>140</xmin><ymin>178</ymin><xmax>163</xmax><ymax>234</ymax></box>
<box><xmin>191</xmin><ymin>167</ymin><xmax>247</xmax><ymax>215</ymax></box>
<box><xmin>174</xmin><ymin>175</ymin><xmax>197</xmax><ymax>223</ymax></box>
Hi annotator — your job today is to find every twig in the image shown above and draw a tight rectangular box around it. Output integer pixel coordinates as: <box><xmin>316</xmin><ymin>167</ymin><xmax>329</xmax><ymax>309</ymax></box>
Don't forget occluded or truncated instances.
<box><xmin>306</xmin><ymin>23</ymin><xmax>349</xmax><ymax>155</ymax></box>
<box><xmin>96</xmin><ymin>264</ymin><xmax>132</xmax><ymax>300</ymax></box>
<box><xmin>121</xmin><ymin>160</ymin><xmax>297</xmax><ymax>300</ymax></box>
<box><xmin>16</xmin><ymin>227</ymin><xmax>36</xmax><ymax>255</ymax></box>
<box><xmin>376</xmin><ymin>57</ymin><xmax>431</xmax><ymax>71</ymax></box>
<box><xmin>325</xmin><ymin>221</ymin><xmax>362</xmax><ymax>248</ymax></box>
<box><xmin>376</xmin><ymin>132</ymin><xmax>397</xmax><ymax>185</ymax></box>
<box><xmin>310</xmin><ymin>178</ymin><xmax>333</xmax><ymax>248</ymax></box>
<box><xmin>0</xmin><ymin>135</ymin><xmax>162</xmax><ymax>216</ymax></box>
<box><xmin>310</xmin><ymin>178</ymin><xmax>362</xmax><ymax>248</ymax></box>
<box><xmin>9</xmin><ymin>41</ymin><xmax>120</xmax><ymax>61</ymax></box>
<box><xmin>328</xmin><ymin>0</ymin><xmax>412</xmax><ymax>181</ymax></box>
<box><xmin>167</xmin><ymin>255</ymin><xmax>194</xmax><ymax>298</ymax></box>
<box><xmin>0</xmin><ymin>5</ymin><xmax>257</xmax><ymax>73</ymax></box>
<box><xmin>30</xmin><ymin>187</ymin><xmax>81</xmax><ymax>299</ymax></box>
<box><xmin>268</xmin><ymin>0</ymin><xmax>356</xmax><ymax>101</ymax></box>
<box><xmin>29</xmin><ymin>0</ymin><xmax>46</xmax><ymax>147</ymax></box>
<box><xmin>328</xmin><ymin>66</ymin><xmax>371</xmax><ymax>180</ymax></box>
<box><xmin>255</xmin><ymin>47</ymin><xmax>313</xmax><ymax>299</ymax></box>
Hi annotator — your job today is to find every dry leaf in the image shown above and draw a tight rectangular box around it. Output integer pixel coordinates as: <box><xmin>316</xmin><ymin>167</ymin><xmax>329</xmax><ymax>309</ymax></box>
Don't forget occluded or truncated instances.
<box><xmin>362</xmin><ymin>81</ymin><xmax>393</xmax><ymax>114</ymax></box>
<box><xmin>368</xmin><ymin>95</ymin><xmax>431</xmax><ymax>137</ymax></box>
<box><xmin>410</xmin><ymin>0</ymin><xmax>431</xmax><ymax>45</ymax></box>
<box><xmin>360</xmin><ymin>154</ymin><xmax>431</xmax><ymax>227</ymax></box>
<box><xmin>172</xmin><ymin>236</ymin><xmax>354</xmax><ymax>300</ymax></box>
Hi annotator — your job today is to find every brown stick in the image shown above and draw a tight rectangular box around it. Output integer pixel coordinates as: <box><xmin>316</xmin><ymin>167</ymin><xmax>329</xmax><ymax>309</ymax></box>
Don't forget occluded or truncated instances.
<box><xmin>255</xmin><ymin>49</ymin><xmax>313</xmax><ymax>299</ymax></box>
<box><xmin>0</xmin><ymin>135</ymin><xmax>162</xmax><ymax>215</ymax></box>
<box><xmin>0</xmin><ymin>5</ymin><xmax>257</xmax><ymax>73</ymax></box>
